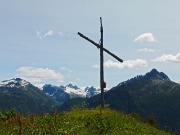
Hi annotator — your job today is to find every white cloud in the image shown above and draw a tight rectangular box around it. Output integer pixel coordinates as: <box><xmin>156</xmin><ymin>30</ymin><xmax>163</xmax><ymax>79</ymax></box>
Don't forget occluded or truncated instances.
<box><xmin>134</xmin><ymin>33</ymin><xmax>156</xmax><ymax>43</ymax></box>
<box><xmin>36</xmin><ymin>29</ymin><xmax>71</xmax><ymax>39</ymax></box>
<box><xmin>92</xmin><ymin>59</ymin><xmax>148</xmax><ymax>69</ymax></box>
<box><xmin>57</xmin><ymin>32</ymin><xmax>71</xmax><ymax>37</ymax></box>
<box><xmin>16</xmin><ymin>67</ymin><xmax>64</xmax><ymax>84</ymax></box>
<box><xmin>36</xmin><ymin>29</ymin><xmax>54</xmax><ymax>39</ymax></box>
<box><xmin>137</xmin><ymin>48</ymin><xmax>156</xmax><ymax>52</ymax></box>
<box><xmin>44</xmin><ymin>30</ymin><xmax>53</xmax><ymax>38</ymax></box>
<box><xmin>152</xmin><ymin>53</ymin><xmax>180</xmax><ymax>63</ymax></box>
<box><xmin>36</xmin><ymin>30</ymin><xmax>42</xmax><ymax>39</ymax></box>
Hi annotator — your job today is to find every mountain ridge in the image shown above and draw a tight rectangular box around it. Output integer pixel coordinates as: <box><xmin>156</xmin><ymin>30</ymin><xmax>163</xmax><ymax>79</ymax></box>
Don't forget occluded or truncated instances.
<box><xmin>58</xmin><ymin>68</ymin><xmax>180</xmax><ymax>134</ymax></box>
<box><xmin>118</xmin><ymin>68</ymin><xmax>170</xmax><ymax>86</ymax></box>
<box><xmin>0</xmin><ymin>78</ymin><xmax>30</xmax><ymax>89</ymax></box>
<box><xmin>0</xmin><ymin>78</ymin><xmax>56</xmax><ymax>115</ymax></box>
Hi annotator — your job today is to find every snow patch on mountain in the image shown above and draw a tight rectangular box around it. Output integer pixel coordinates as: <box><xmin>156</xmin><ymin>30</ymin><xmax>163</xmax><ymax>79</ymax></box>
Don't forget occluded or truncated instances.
<box><xmin>64</xmin><ymin>84</ymin><xmax>107</xmax><ymax>98</ymax></box>
<box><xmin>42</xmin><ymin>83</ymin><xmax>108</xmax><ymax>101</ymax></box>
<box><xmin>65</xmin><ymin>87</ymin><xmax>86</xmax><ymax>97</ymax></box>
<box><xmin>0</xmin><ymin>78</ymin><xmax>30</xmax><ymax>88</ymax></box>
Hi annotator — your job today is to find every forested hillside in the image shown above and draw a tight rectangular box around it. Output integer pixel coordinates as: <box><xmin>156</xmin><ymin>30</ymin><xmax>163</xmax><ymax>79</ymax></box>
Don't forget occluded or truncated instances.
<box><xmin>58</xmin><ymin>69</ymin><xmax>180</xmax><ymax>134</ymax></box>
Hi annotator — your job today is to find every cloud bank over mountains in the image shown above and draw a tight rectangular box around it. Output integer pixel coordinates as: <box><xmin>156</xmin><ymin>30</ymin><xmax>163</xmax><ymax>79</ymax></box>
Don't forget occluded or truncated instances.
<box><xmin>16</xmin><ymin>67</ymin><xmax>64</xmax><ymax>86</ymax></box>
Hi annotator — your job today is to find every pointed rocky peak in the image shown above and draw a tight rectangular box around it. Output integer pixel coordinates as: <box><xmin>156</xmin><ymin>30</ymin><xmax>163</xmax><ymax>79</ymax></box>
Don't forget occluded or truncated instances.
<box><xmin>43</xmin><ymin>84</ymin><xmax>53</xmax><ymax>89</ymax></box>
<box><xmin>66</xmin><ymin>83</ymin><xmax>79</xmax><ymax>90</ymax></box>
<box><xmin>118</xmin><ymin>69</ymin><xmax>170</xmax><ymax>86</ymax></box>
<box><xmin>145</xmin><ymin>69</ymin><xmax>170</xmax><ymax>81</ymax></box>
<box><xmin>0</xmin><ymin>78</ymin><xmax>30</xmax><ymax>88</ymax></box>
<box><xmin>149</xmin><ymin>68</ymin><xmax>159</xmax><ymax>75</ymax></box>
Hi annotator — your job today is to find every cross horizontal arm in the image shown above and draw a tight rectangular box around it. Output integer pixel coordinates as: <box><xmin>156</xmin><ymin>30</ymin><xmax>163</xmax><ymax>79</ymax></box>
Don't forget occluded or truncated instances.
<box><xmin>77</xmin><ymin>32</ymin><xmax>123</xmax><ymax>63</ymax></box>
<box><xmin>78</xmin><ymin>32</ymin><xmax>100</xmax><ymax>48</ymax></box>
<box><xmin>103</xmin><ymin>47</ymin><xmax>123</xmax><ymax>63</ymax></box>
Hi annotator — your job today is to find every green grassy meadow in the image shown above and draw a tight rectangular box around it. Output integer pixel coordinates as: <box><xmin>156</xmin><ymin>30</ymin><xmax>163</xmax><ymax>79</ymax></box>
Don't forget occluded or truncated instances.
<box><xmin>0</xmin><ymin>108</ymin><xmax>171</xmax><ymax>135</ymax></box>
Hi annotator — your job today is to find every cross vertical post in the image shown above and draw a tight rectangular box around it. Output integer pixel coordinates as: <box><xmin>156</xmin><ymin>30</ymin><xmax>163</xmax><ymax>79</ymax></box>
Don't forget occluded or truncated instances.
<box><xmin>77</xmin><ymin>17</ymin><xmax>123</xmax><ymax>110</ymax></box>
<box><xmin>100</xmin><ymin>17</ymin><xmax>104</xmax><ymax>108</ymax></box>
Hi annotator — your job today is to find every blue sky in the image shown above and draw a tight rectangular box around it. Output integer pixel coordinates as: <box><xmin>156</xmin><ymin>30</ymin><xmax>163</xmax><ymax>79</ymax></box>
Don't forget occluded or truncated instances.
<box><xmin>1</xmin><ymin>0</ymin><xmax>180</xmax><ymax>88</ymax></box>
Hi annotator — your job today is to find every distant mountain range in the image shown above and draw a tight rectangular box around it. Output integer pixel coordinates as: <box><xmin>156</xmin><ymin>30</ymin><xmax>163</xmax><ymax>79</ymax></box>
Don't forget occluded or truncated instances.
<box><xmin>42</xmin><ymin>83</ymin><xmax>108</xmax><ymax>103</ymax></box>
<box><xmin>58</xmin><ymin>69</ymin><xmax>180</xmax><ymax>134</ymax></box>
<box><xmin>0</xmin><ymin>78</ymin><xmax>106</xmax><ymax>114</ymax></box>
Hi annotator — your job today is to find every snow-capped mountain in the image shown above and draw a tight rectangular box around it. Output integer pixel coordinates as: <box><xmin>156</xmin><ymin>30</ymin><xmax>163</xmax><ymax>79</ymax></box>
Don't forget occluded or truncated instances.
<box><xmin>0</xmin><ymin>78</ymin><xmax>30</xmax><ymax>88</ymax></box>
<box><xmin>64</xmin><ymin>84</ymin><xmax>103</xmax><ymax>98</ymax></box>
<box><xmin>42</xmin><ymin>83</ymin><xmax>108</xmax><ymax>102</ymax></box>
<box><xmin>0</xmin><ymin>78</ymin><xmax>56</xmax><ymax>114</ymax></box>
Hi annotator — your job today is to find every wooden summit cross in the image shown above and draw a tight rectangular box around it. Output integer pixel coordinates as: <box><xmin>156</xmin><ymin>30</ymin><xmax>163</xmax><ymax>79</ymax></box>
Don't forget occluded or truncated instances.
<box><xmin>78</xmin><ymin>17</ymin><xmax>123</xmax><ymax>108</ymax></box>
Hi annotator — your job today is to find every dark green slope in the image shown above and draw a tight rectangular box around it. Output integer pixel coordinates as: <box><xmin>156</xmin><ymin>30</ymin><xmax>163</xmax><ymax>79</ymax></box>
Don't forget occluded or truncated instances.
<box><xmin>0</xmin><ymin>78</ymin><xmax>56</xmax><ymax>115</ymax></box>
<box><xmin>58</xmin><ymin>69</ymin><xmax>180</xmax><ymax>134</ymax></box>
<box><xmin>107</xmin><ymin>70</ymin><xmax>180</xmax><ymax>133</ymax></box>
